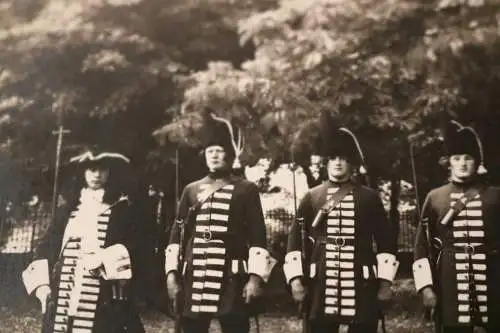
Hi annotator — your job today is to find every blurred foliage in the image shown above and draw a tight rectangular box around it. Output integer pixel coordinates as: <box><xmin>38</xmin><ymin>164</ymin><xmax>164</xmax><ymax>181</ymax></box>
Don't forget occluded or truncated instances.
<box><xmin>156</xmin><ymin>0</ymin><xmax>500</xmax><ymax>188</ymax></box>
<box><xmin>0</xmin><ymin>0</ymin><xmax>278</xmax><ymax>201</ymax></box>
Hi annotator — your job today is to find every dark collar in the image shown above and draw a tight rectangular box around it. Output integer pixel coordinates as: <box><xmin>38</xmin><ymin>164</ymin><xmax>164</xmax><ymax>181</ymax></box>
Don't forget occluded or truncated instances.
<box><xmin>327</xmin><ymin>179</ymin><xmax>352</xmax><ymax>187</ymax></box>
<box><xmin>450</xmin><ymin>177</ymin><xmax>484</xmax><ymax>191</ymax></box>
<box><xmin>208</xmin><ymin>169</ymin><xmax>231</xmax><ymax>180</ymax></box>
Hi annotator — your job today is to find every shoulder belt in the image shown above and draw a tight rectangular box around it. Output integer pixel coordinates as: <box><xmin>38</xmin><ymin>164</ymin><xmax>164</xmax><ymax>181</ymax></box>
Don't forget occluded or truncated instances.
<box><xmin>439</xmin><ymin>186</ymin><xmax>485</xmax><ymax>226</ymax></box>
<box><xmin>191</xmin><ymin>176</ymin><xmax>236</xmax><ymax>212</ymax></box>
<box><xmin>311</xmin><ymin>182</ymin><xmax>355</xmax><ymax>229</ymax></box>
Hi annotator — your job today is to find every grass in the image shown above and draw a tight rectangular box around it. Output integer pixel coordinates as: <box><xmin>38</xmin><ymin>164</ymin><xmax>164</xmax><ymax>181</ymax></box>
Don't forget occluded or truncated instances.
<box><xmin>0</xmin><ymin>278</ymin><xmax>440</xmax><ymax>333</ymax></box>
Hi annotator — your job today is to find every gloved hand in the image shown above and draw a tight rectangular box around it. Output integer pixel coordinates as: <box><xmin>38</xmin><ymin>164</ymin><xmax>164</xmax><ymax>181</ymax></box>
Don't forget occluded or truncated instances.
<box><xmin>82</xmin><ymin>251</ymin><xmax>104</xmax><ymax>277</ymax></box>
<box><xmin>377</xmin><ymin>280</ymin><xmax>393</xmax><ymax>310</ymax></box>
<box><xmin>35</xmin><ymin>285</ymin><xmax>51</xmax><ymax>314</ymax></box>
<box><xmin>242</xmin><ymin>275</ymin><xmax>263</xmax><ymax>304</ymax></box>
<box><xmin>166</xmin><ymin>272</ymin><xmax>182</xmax><ymax>313</ymax></box>
<box><xmin>290</xmin><ymin>278</ymin><xmax>306</xmax><ymax>303</ymax></box>
<box><xmin>421</xmin><ymin>286</ymin><xmax>437</xmax><ymax>310</ymax></box>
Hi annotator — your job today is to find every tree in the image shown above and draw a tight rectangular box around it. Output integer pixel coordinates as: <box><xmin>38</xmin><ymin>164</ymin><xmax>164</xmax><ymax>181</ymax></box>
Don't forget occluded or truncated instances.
<box><xmin>0</xmin><ymin>0</ymin><xmax>279</xmax><ymax>199</ymax></box>
<box><xmin>156</xmin><ymin>0</ymin><xmax>500</xmax><ymax>187</ymax></box>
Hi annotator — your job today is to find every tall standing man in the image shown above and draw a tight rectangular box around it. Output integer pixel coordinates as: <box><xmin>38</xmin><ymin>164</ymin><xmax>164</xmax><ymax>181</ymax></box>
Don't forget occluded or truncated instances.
<box><xmin>283</xmin><ymin>112</ymin><xmax>398</xmax><ymax>333</ymax></box>
<box><xmin>413</xmin><ymin>120</ymin><xmax>500</xmax><ymax>333</ymax></box>
<box><xmin>164</xmin><ymin>113</ymin><xmax>275</xmax><ymax>333</ymax></box>
<box><xmin>22</xmin><ymin>146</ymin><xmax>146</xmax><ymax>333</ymax></box>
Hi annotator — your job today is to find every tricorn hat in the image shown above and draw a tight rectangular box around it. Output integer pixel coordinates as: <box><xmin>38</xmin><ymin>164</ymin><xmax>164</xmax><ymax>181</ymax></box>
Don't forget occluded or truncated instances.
<box><xmin>319</xmin><ymin>111</ymin><xmax>367</xmax><ymax>174</ymax></box>
<box><xmin>69</xmin><ymin>145</ymin><xmax>130</xmax><ymax>170</ymax></box>
<box><xmin>444</xmin><ymin>120</ymin><xmax>486</xmax><ymax>174</ymax></box>
<box><xmin>200</xmin><ymin>111</ymin><xmax>245</xmax><ymax>169</ymax></box>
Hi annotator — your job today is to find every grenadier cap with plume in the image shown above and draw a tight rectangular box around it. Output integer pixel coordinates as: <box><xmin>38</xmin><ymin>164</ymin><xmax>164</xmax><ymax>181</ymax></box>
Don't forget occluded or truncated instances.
<box><xmin>444</xmin><ymin>120</ymin><xmax>487</xmax><ymax>175</ymax></box>
<box><xmin>201</xmin><ymin>111</ymin><xmax>245</xmax><ymax>170</ymax></box>
<box><xmin>319</xmin><ymin>111</ymin><xmax>367</xmax><ymax>174</ymax></box>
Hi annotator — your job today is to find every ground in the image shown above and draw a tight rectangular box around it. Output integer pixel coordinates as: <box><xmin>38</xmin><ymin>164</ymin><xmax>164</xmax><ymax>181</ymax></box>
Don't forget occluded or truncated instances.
<box><xmin>1</xmin><ymin>278</ymin><xmax>439</xmax><ymax>333</ymax></box>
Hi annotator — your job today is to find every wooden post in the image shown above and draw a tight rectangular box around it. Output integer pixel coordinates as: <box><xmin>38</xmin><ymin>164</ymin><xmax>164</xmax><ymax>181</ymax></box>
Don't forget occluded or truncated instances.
<box><xmin>50</xmin><ymin>117</ymin><xmax>70</xmax><ymax>220</ymax></box>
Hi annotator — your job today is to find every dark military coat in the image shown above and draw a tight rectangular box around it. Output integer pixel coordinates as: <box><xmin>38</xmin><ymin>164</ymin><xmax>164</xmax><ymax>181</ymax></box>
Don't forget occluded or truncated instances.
<box><xmin>166</xmin><ymin>174</ymin><xmax>269</xmax><ymax>318</ymax></box>
<box><xmin>31</xmin><ymin>190</ymin><xmax>145</xmax><ymax>333</ymax></box>
<box><xmin>284</xmin><ymin>180</ymin><xmax>396</xmax><ymax>324</ymax></box>
<box><xmin>413</xmin><ymin>181</ymin><xmax>500</xmax><ymax>328</ymax></box>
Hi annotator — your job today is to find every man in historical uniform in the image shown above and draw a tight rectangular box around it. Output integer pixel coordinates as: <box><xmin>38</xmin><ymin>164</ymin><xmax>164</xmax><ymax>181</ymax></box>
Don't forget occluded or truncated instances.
<box><xmin>164</xmin><ymin>113</ymin><xmax>275</xmax><ymax>333</ymax></box>
<box><xmin>413</xmin><ymin>120</ymin><xmax>500</xmax><ymax>333</ymax></box>
<box><xmin>283</xmin><ymin>112</ymin><xmax>398</xmax><ymax>333</ymax></box>
<box><xmin>22</xmin><ymin>147</ymin><xmax>146</xmax><ymax>333</ymax></box>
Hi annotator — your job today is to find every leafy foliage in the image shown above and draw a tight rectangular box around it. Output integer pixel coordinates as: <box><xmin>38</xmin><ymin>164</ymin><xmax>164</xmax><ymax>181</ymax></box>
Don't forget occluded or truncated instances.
<box><xmin>157</xmin><ymin>0</ymin><xmax>500</xmax><ymax>184</ymax></box>
<box><xmin>0</xmin><ymin>0</ymin><xmax>279</xmax><ymax>199</ymax></box>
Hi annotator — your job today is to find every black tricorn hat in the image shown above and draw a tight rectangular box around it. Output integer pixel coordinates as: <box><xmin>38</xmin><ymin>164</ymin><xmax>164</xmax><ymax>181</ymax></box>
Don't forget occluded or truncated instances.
<box><xmin>69</xmin><ymin>146</ymin><xmax>130</xmax><ymax>170</ymax></box>
<box><xmin>444</xmin><ymin>120</ymin><xmax>486</xmax><ymax>174</ymax></box>
<box><xmin>319</xmin><ymin>111</ymin><xmax>367</xmax><ymax>174</ymax></box>
<box><xmin>200</xmin><ymin>111</ymin><xmax>245</xmax><ymax>169</ymax></box>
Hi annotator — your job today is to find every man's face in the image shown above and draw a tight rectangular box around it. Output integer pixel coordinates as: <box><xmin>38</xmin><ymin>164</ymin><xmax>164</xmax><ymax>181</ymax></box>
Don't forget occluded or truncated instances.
<box><xmin>310</xmin><ymin>155</ymin><xmax>322</xmax><ymax>176</ymax></box>
<box><xmin>449</xmin><ymin>154</ymin><xmax>476</xmax><ymax>181</ymax></box>
<box><xmin>326</xmin><ymin>156</ymin><xmax>352</xmax><ymax>182</ymax></box>
<box><xmin>205</xmin><ymin>145</ymin><xmax>227</xmax><ymax>172</ymax></box>
<box><xmin>84</xmin><ymin>166</ymin><xmax>109</xmax><ymax>190</ymax></box>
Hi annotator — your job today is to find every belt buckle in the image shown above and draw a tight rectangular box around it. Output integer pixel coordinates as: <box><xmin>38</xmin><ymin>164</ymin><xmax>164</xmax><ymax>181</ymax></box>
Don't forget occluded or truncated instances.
<box><xmin>464</xmin><ymin>244</ymin><xmax>475</xmax><ymax>255</ymax></box>
<box><xmin>331</xmin><ymin>236</ymin><xmax>345</xmax><ymax>248</ymax></box>
<box><xmin>202</xmin><ymin>229</ymin><xmax>212</xmax><ymax>241</ymax></box>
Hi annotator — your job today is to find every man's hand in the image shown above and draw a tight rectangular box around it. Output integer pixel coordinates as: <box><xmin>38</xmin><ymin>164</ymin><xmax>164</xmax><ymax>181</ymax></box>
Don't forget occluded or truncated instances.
<box><xmin>242</xmin><ymin>275</ymin><xmax>263</xmax><ymax>304</ymax></box>
<box><xmin>377</xmin><ymin>280</ymin><xmax>393</xmax><ymax>310</ymax></box>
<box><xmin>35</xmin><ymin>285</ymin><xmax>51</xmax><ymax>314</ymax></box>
<box><xmin>421</xmin><ymin>286</ymin><xmax>437</xmax><ymax>310</ymax></box>
<box><xmin>290</xmin><ymin>278</ymin><xmax>306</xmax><ymax>303</ymax></box>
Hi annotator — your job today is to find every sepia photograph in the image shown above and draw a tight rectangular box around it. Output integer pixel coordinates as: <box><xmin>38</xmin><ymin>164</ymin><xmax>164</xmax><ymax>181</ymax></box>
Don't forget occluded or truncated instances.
<box><xmin>1</xmin><ymin>0</ymin><xmax>500</xmax><ymax>332</ymax></box>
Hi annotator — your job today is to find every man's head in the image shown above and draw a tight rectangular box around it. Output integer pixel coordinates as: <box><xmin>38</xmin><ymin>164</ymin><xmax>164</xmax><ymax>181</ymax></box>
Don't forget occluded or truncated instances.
<box><xmin>204</xmin><ymin>145</ymin><xmax>229</xmax><ymax>172</ymax></box>
<box><xmin>70</xmin><ymin>147</ymin><xmax>130</xmax><ymax>190</ymax></box>
<box><xmin>443</xmin><ymin>120</ymin><xmax>486</xmax><ymax>181</ymax></box>
<box><xmin>84</xmin><ymin>164</ymin><xmax>110</xmax><ymax>189</ymax></box>
<box><xmin>448</xmin><ymin>154</ymin><xmax>476</xmax><ymax>182</ymax></box>
<box><xmin>201</xmin><ymin>111</ymin><xmax>241</xmax><ymax>172</ymax></box>
<box><xmin>318</xmin><ymin>111</ymin><xmax>366</xmax><ymax>182</ymax></box>
<box><xmin>326</xmin><ymin>155</ymin><xmax>353</xmax><ymax>182</ymax></box>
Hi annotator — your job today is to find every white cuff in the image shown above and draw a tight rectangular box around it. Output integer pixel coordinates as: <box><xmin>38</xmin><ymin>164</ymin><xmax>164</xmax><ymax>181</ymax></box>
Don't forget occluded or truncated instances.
<box><xmin>164</xmin><ymin>244</ymin><xmax>180</xmax><ymax>275</ymax></box>
<box><xmin>376</xmin><ymin>253</ymin><xmax>398</xmax><ymax>282</ymax></box>
<box><xmin>101</xmin><ymin>244</ymin><xmax>132</xmax><ymax>280</ymax></box>
<box><xmin>413</xmin><ymin>258</ymin><xmax>433</xmax><ymax>292</ymax></box>
<box><xmin>248</xmin><ymin>247</ymin><xmax>277</xmax><ymax>283</ymax></box>
<box><xmin>283</xmin><ymin>251</ymin><xmax>303</xmax><ymax>284</ymax></box>
<box><xmin>22</xmin><ymin>259</ymin><xmax>50</xmax><ymax>295</ymax></box>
